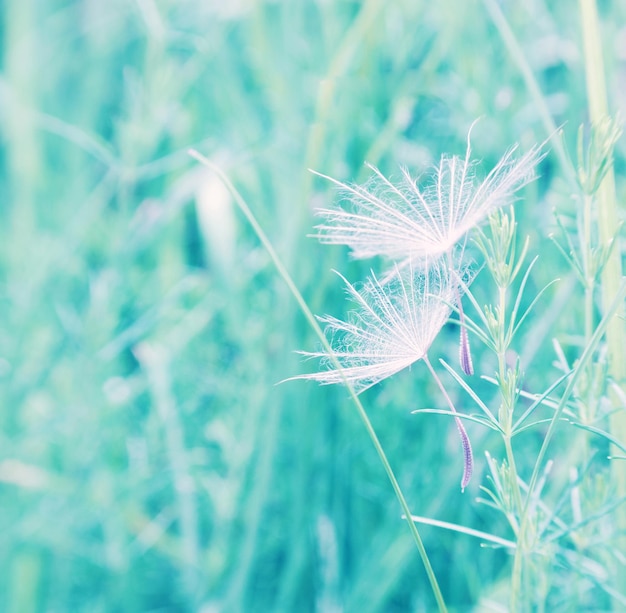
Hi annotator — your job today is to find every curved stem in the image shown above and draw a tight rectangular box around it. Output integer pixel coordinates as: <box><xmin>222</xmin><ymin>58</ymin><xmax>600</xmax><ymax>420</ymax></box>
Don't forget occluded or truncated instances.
<box><xmin>189</xmin><ymin>151</ymin><xmax>448</xmax><ymax>613</ymax></box>
<box><xmin>423</xmin><ymin>355</ymin><xmax>473</xmax><ymax>491</ymax></box>
<box><xmin>447</xmin><ymin>250</ymin><xmax>474</xmax><ymax>376</ymax></box>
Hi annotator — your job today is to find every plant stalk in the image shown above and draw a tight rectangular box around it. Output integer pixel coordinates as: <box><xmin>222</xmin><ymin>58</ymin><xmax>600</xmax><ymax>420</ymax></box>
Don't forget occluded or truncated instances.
<box><xmin>495</xmin><ymin>284</ymin><xmax>525</xmax><ymax>611</ymax></box>
<box><xmin>189</xmin><ymin>151</ymin><xmax>448</xmax><ymax>613</ymax></box>
<box><xmin>579</xmin><ymin>0</ymin><xmax>626</xmax><ymax>599</ymax></box>
<box><xmin>423</xmin><ymin>355</ymin><xmax>473</xmax><ymax>491</ymax></box>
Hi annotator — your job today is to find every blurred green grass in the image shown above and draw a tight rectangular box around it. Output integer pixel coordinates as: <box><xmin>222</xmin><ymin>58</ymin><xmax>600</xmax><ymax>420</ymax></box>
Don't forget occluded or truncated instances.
<box><xmin>0</xmin><ymin>0</ymin><xmax>623</xmax><ymax>611</ymax></box>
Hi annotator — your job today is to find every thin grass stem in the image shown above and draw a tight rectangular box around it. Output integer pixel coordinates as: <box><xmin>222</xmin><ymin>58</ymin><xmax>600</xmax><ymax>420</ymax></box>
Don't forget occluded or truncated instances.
<box><xmin>423</xmin><ymin>355</ymin><xmax>473</xmax><ymax>491</ymax></box>
<box><xmin>494</xmin><ymin>280</ymin><xmax>524</xmax><ymax>609</ymax></box>
<box><xmin>188</xmin><ymin>150</ymin><xmax>448</xmax><ymax>613</ymax></box>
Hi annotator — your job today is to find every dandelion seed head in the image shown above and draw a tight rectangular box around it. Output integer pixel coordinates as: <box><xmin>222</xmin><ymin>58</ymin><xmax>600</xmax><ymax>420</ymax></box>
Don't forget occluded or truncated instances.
<box><xmin>294</xmin><ymin>261</ymin><xmax>465</xmax><ymax>393</ymax></box>
<box><xmin>313</xmin><ymin>137</ymin><xmax>543</xmax><ymax>267</ymax></box>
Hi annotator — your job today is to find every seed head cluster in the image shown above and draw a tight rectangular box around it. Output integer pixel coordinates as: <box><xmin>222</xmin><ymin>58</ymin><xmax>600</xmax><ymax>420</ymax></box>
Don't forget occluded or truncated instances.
<box><xmin>313</xmin><ymin>135</ymin><xmax>543</xmax><ymax>272</ymax></box>
<box><xmin>298</xmin><ymin>262</ymin><xmax>464</xmax><ymax>393</ymax></box>
<box><xmin>296</xmin><ymin>128</ymin><xmax>542</xmax><ymax>489</ymax></box>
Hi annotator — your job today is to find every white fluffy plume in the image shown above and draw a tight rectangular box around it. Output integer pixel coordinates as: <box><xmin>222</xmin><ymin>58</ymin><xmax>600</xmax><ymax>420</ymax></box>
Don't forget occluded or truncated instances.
<box><xmin>293</xmin><ymin>260</ymin><xmax>464</xmax><ymax>393</ymax></box>
<box><xmin>313</xmin><ymin>134</ymin><xmax>543</xmax><ymax>268</ymax></box>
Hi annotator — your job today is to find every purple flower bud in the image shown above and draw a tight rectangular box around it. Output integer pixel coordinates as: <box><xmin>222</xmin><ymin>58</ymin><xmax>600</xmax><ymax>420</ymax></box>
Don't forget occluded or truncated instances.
<box><xmin>459</xmin><ymin>323</ymin><xmax>474</xmax><ymax>376</ymax></box>
<box><xmin>456</xmin><ymin>416</ymin><xmax>474</xmax><ymax>491</ymax></box>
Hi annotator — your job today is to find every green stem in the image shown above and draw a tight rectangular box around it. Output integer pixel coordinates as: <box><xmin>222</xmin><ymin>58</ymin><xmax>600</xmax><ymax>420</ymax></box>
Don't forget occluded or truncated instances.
<box><xmin>512</xmin><ymin>281</ymin><xmax>626</xmax><ymax>612</ymax></box>
<box><xmin>423</xmin><ymin>355</ymin><xmax>473</xmax><ymax>490</ymax></box>
<box><xmin>495</xmin><ymin>284</ymin><xmax>525</xmax><ymax>611</ymax></box>
<box><xmin>507</xmin><ymin>431</ymin><xmax>526</xmax><ymax>612</ymax></box>
<box><xmin>582</xmin><ymin>192</ymin><xmax>593</xmax><ymax>347</ymax></box>
<box><xmin>579</xmin><ymin>0</ymin><xmax>626</xmax><ymax>601</ymax></box>
<box><xmin>580</xmin><ymin>0</ymin><xmax>608</xmax><ymax>119</ymax></box>
<box><xmin>579</xmin><ymin>0</ymin><xmax>626</xmax><ymax>419</ymax></box>
<box><xmin>496</xmin><ymin>287</ymin><xmax>524</xmax><ymax>513</ymax></box>
<box><xmin>189</xmin><ymin>151</ymin><xmax>448</xmax><ymax>613</ymax></box>
<box><xmin>503</xmin><ymin>437</ymin><xmax>522</xmax><ymax>517</ymax></box>
<box><xmin>582</xmin><ymin>192</ymin><xmax>594</xmax><ymax>426</ymax></box>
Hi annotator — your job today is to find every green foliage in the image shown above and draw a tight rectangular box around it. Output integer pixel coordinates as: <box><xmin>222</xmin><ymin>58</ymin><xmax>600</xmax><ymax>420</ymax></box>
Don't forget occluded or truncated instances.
<box><xmin>0</xmin><ymin>1</ymin><xmax>624</xmax><ymax>612</ymax></box>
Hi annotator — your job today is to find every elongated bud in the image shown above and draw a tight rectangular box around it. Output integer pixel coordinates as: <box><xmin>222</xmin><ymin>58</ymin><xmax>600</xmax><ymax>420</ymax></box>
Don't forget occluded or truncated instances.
<box><xmin>455</xmin><ymin>416</ymin><xmax>474</xmax><ymax>491</ymax></box>
<box><xmin>422</xmin><ymin>355</ymin><xmax>475</xmax><ymax>491</ymax></box>
<box><xmin>458</xmin><ymin>301</ymin><xmax>474</xmax><ymax>375</ymax></box>
<box><xmin>459</xmin><ymin>324</ymin><xmax>474</xmax><ymax>375</ymax></box>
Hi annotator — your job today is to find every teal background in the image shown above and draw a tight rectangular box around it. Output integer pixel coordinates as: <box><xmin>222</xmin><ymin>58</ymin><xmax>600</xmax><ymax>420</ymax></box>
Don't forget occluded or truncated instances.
<box><xmin>0</xmin><ymin>1</ymin><xmax>623</xmax><ymax>611</ymax></box>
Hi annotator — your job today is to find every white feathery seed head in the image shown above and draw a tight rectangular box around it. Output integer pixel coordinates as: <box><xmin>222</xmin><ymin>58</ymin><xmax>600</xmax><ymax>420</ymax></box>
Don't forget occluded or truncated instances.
<box><xmin>294</xmin><ymin>260</ymin><xmax>465</xmax><ymax>393</ymax></box>
<box><xmin>312</xmin><ymin>131</ymin><xmax>543</xmax><ymax>267</ymax></box>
